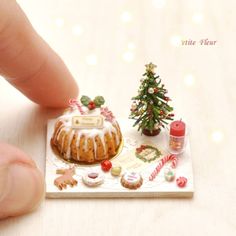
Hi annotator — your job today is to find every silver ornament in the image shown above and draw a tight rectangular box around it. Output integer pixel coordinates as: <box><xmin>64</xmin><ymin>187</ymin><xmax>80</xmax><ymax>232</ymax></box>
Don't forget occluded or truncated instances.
<box><xmin>148</xmin><ymin>87</ymin><xmax>154</xmax><ymax>94</ymax></box>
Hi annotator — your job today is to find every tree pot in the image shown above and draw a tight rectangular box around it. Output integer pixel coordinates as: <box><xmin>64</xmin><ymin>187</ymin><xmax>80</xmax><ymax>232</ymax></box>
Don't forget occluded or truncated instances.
<box><xmin>142</xmin><ymin>128</ymin><xmax>161</xmax><ymax>136</ymax></box>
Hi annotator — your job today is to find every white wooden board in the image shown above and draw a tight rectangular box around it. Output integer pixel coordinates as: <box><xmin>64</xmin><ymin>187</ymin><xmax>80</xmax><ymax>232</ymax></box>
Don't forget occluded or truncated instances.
<box><xmin>46</xmin><ymin>119</ymin><xmax>194</xmax><ymax>198</ymax></box>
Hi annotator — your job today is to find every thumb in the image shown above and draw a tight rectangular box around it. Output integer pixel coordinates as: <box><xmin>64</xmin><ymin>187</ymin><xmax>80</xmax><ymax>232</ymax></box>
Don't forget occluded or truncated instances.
<box><xmin>0</xmin><ymin>143</ymin><xmax>45</xmax><ymax>219</ymax></box>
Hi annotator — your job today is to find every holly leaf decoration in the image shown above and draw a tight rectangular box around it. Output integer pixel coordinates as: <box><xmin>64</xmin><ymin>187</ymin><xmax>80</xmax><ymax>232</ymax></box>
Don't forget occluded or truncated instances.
<box><xmin>80</xmin><ymin>95</ymin><xmax>91</xmax><ymax>106</ymax></box>
<box><xmin>94</xmin><ymin>96</ymin><xmax>105</xmax><ymax>107</ymax></box>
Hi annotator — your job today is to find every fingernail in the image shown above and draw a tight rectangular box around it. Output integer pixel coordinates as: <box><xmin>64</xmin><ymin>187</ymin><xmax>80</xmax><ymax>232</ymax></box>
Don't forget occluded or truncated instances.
<box><xmin>0</xmin><ymin>163</ymin><xmax>45</xmax><ymax>218</ymax></box>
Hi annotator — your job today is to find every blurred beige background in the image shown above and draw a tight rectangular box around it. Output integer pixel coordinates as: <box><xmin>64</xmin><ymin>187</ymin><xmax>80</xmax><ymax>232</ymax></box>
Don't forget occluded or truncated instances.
<box><xmin>0</xmin><ymin>0</ymin><xmax>235</xmax><ymax>235</ymax></box>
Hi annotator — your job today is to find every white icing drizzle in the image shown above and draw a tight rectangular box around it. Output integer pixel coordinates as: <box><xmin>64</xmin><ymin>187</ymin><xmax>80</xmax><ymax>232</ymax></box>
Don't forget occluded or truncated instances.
<box><xmin>60</xmin><ymin>132</ymin><xmax>66</xmax><ymax>155</ymax></box>
<box><xmin>75</xmin><ymin>131</ymin><xmax>82</xmax><ymax>161</ymax></box>
<box><xmin>65</xmin><ymin>129</ymin><xmax>74</xmax><ymax>159</ymax></box>
<box><xmin>55</xmin><ymin>106</ymin><xmax>120</xmax><ymax>161</ymax></box>
<box><xmin>56</xmin><ymin>125</ymin><xmax>65</xmax><ymax>141</ymax></box>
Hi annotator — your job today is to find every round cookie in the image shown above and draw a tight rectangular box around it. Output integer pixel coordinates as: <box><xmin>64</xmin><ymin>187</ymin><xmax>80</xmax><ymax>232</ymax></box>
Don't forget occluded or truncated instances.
<box><xmin>82</xmin><ymin>171</ymin><xmax>105</xmax><ymax>187</ymax></box>
<box><xmin>121</xmin><ymin>172</ymin><xmax>143</xmax><ymax>190</ymax></box>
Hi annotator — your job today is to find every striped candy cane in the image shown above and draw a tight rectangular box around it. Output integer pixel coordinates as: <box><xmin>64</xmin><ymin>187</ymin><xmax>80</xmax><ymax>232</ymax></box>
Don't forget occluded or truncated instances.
<box><xmin>69</xmin><ymin>99</ymin><xmax>85</xmax><ymax>115</ymax></box>
<box><xmin>149</xmin><ymin>154</ymin><xmax>178</xmax><ymax>181</ymax></box>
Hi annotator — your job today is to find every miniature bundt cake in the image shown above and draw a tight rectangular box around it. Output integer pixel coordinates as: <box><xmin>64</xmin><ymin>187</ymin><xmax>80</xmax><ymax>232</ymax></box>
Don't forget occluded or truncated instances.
<box><xmin>51</xmin><ymin>96</ymin><xmax>122</xmax><ymax>164</ymax></box>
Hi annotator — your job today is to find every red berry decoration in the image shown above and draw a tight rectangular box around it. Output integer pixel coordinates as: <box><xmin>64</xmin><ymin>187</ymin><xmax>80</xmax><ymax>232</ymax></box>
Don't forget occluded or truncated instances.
<box><xmin>160</xmin><ymin>110</ymin><xmax>164</xmax><ymax>115</ymax></box>
<box><xmin>136</xmin><ymin>145</ymin><xmax>147</xmax><ymax>153</ymax></box>
<box><xmin>88</xmin><ymin>101</ymin><xmax>96</xmax><ymax>110</ymax></box>
<box><xmin>101</xmin><ymin>160</ymin><xmax>112</xmax><ymax>172</ymax></box>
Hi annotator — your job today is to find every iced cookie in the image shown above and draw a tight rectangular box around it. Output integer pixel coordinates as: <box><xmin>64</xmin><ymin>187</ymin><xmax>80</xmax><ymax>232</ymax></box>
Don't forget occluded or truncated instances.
<box><xmin>82</xmin><ymin>171</ymin><xmax>105</xmax><ymax>187</ymax></box>
<box><xmin>121</xmin><ymin>172</ymin><xmax>143</xmax><ymax>190</ymax></box>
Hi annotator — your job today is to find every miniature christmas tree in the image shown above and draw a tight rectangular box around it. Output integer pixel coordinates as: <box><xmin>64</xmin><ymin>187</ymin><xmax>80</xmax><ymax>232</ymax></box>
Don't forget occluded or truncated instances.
<box><xmin>129</xmin><ymin>63</ymin><xmax>174</xmax><ymax>136</ymax></box>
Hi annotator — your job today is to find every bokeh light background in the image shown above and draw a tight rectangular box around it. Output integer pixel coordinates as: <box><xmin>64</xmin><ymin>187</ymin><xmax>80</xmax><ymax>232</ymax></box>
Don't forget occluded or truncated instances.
<box><xmin>0</xmin><ymin>0</ymin><xmax>235</xmax><ymax>235</ymax></box>
<box><xmin>15</xmin><ymin>0</ymin><xmax>235</xmax><ymax>143</ymax></box>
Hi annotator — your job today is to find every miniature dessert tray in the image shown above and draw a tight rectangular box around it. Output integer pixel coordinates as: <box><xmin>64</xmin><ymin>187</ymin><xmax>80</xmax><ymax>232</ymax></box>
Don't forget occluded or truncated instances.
<box><xmin>46</xmin><ymin>119</ymin><xmax>194</xmax><ymax>198</ymax></box>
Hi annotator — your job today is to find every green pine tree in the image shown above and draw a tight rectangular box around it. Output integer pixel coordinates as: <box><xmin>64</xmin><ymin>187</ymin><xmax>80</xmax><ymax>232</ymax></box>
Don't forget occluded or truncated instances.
<box><xmin>129</xmin><ymin>63</ymin><xmax>174</xmax><ymax>135</ymax></box>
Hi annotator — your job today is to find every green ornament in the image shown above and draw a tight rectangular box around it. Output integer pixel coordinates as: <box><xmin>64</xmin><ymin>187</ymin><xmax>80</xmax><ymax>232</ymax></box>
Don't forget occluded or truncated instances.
<box><xmin>94</xmin><ymin>96</ymin><xmax>105</xmax><ymax>107</ymax></box>
<box><xmin>80</xmin><ymin>95</ymin><xmax>91</xmax><ymax>106</ymax></box>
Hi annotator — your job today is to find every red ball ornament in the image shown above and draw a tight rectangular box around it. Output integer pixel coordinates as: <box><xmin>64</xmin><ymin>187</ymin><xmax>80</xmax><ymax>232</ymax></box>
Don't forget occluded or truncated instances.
<box><xmin>154</xmin><ymin>88</ymin><xmax>158</xmax><ymax>93</ymax></box>
<box><xmin>160</xmin><ymin>110</ymin><xmax>164</xmax><ymax>115</ymax></box>
<box><xmin>101</xmin><ymin>160</ymin><xmax>112</xmax><ymax>172</ymax></box>
<box><xmin>88</xmin><ymin>101</ymin><xmax>96</xmax><ymax>110</ymax></box>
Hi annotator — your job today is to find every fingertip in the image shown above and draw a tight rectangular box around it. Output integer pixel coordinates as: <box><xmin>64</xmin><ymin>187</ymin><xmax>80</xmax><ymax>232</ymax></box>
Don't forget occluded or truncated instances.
<box><xmin>0</xmin><ymin>1</ymin><xmax>79</xmax><ymax>108</ymax></box>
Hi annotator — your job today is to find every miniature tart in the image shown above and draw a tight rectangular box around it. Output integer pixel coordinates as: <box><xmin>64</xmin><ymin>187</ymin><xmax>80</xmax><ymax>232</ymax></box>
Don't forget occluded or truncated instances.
<box><xmin>51</xmin><ymin>104</ymin><xmax>122</xmax><ymax>164</ymax></box>
<box><xmin>121</xmin><ymin>172</ymin><xmax>143</xmax><ymax>190</ymax></box>
<box><xmin>82</xmin><ymin>171</ymin><xmax>105</xmax><ymax>187</ymax></box>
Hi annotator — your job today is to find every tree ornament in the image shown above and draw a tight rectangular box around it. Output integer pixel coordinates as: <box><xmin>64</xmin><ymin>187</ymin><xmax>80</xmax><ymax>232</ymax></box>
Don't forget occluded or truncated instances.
<box><xmin>129</xmin><ymin>63</ymin><xmax>174</xmax><ymax>136</ymax></box>
<box><xmin>145</xmin><ymin>63</ymin><xmax>157</xmax><ymax>74</ymax></box>
<box><xmin>131</xmin><ymin>103</ymin><xmax>137</xmax><ymax>111</ymax></box>
<box><xmin>148</xmin><ymin>87</ymin><xmax>154</xmax><ymax>94</ymax></box>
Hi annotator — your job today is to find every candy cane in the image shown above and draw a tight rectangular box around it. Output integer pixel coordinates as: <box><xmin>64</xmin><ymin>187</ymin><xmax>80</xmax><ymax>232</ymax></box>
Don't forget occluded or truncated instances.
<box><xmin>69</xmin><ymin>99</ymin><xmax>85</xmax><ymax>115</ymax></box>
<box><xmin>149</xmin><ymin>154</ymin><xmax>178</xmax><ymax>181</ymax></box>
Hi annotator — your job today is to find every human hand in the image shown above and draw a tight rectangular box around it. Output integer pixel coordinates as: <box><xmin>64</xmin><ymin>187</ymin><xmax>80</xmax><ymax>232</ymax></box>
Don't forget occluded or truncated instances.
<box><xmin>0</xmin><ymin>0</ymin><xmax>78</xmax><ymax>219</ymax></box>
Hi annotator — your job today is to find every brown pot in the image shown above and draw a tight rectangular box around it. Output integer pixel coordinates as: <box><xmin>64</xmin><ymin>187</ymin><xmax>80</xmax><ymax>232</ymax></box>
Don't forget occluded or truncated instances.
<box><xmin>142</xmin><ymin>128</ymin><xmax>161</xmax><ymax>136</ymax></box>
